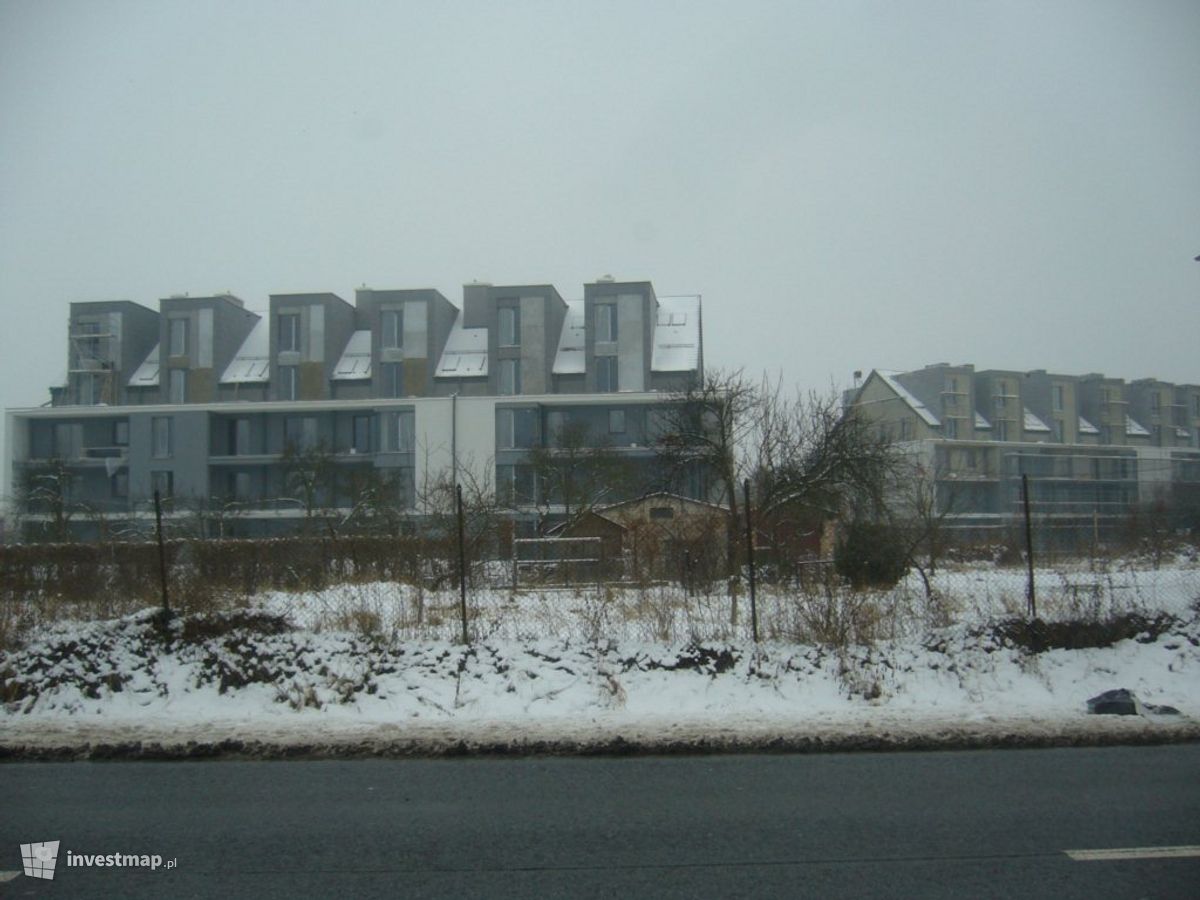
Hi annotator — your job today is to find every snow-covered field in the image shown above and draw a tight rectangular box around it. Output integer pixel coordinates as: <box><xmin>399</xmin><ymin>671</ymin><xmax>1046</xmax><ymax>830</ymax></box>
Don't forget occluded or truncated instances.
<box><xmin>2</xmin><ymin>559</ymin><xmax>1198</xmax><ymax>757</ymax></box>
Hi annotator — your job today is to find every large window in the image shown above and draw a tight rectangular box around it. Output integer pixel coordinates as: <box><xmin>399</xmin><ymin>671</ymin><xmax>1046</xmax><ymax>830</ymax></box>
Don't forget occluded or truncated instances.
<box><xmin>151</xmin><ymin>470</ymin><xmax>173</xmax><ymax>500</ymax></box>
<box><xmin>152</xmin><ymin>417</ymin><xmax>173</xmax><ymax>458</ymax></box>
<box><xmin>596</xmin><ymin>356</ymin><xmax>618</xmax><ymax>392</ymax></box>
<box><xmin>497</xmin><ymin>408</ymin><xmax>538</xmax><ymax>449</ymax></box>
<box><xmin>352</xmin><ymin>415</ymin><xmax>372</xmax><ymax>454</ymax></box>
<box><xmin>595</xmin><ymin>304</ymin><xmax>617</xmax><ymax>343</ymax></box>
<box><xmin>229</xmin><ymin>418</ymin><xmax>251</xmax><ymax>455</ymax></box>
<box><xmin>78</xmin><ymin>372</ymin><xmax>101</xmax><ymax>405</ymax></box>
<box><xmin>168</xmin><ymin>369</ymin><xmax>186</xmax><ymax>404</ymax></box>
<box><xmin>499</xmin><ymin>359</ymin><xmax>521</xmax><ymax>396</ymax></box>
<box><xmin>498</xmin><ymin>306</ymin><xmax>520</xmax><ymax>347</ymax></box>
<box><xmin>284</xmin><ymin>416</ymin><xmax>318</xmax><ymax>450</ymax></box>
<box><xmin>278</xmin><ymin>313</ymin><xmax>300</xmax><ymax>353</ymax></box>
<box><xmin>381</xmin><ymin>362</ymin><xmax>403</xmax><ymax>398</ymax></box>
<box><xmin>168</xmin><ymin>318</ymin><xmax>188</xmax><ymax>357</ymax></box>
<box><xmin>382</xmin><ymin>309</ymin><xmax>403</xmax><ymax>350</ymax></box>
<box><xmin>279</xmin><ymin>365</ymin><xmax>298</xmax><ymax>401</ymax></box>
<box><xmin>113</xmin><ymin>420</ymin><xmax>129</xmax><ymax>447</ymax></box>
<box><xmin>394</xmin><ymin>411</ymin><xmax>415</xmax><ymax>452</ymax></box>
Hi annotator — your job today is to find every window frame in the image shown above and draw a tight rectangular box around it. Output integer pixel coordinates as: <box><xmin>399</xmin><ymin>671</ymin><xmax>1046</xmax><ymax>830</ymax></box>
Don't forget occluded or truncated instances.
<box><xmin>278</xmin><ymin>313</ymin><xmax>301</xmax><ymax>353</ymax></box>
<box><xmin>152</xmin><ymin>417</ymin><xmax>173</xmax><ymax>459</ymax></box>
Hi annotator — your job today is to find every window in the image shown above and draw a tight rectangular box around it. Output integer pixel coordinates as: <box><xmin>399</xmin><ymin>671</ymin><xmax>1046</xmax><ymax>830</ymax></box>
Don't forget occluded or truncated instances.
<box><xmin>232</xmin><ymin>471</ymin><xmax>252</xmax><ymax>501</ymax></box>
<box><xmin>284</xmin><ymin>416</ymin><xmax>318</xmax><ymax>450</ymax></box>
<box><xmin>77</xmin><ymin>372</ymin><xmax>101</xmax><ymax>405</ymax></box>
<box><xmin>278</xmin><ymin>313</ymin><xmax>300</xmax><ymax>353</ymax></box>
<box><xmin>899</xmin><ymin>418</ymin><xmax>913</xmax><ymax>440</ymax></box>
<box><xmin>596</xmin><ymin>356</ymin><xmax>617</xmax><ymax>392</ymax></box>
<box><xmin>1053</xmin><ymin>385</ymin><xmax>1065</xmax><ymax>412</ymax></box>
<box><xmin>168</xmin><ymin>318</ymin><xmax>188</xmax><ymax>357</ymax></box>
<box><xmin>498</xmin><ymin>464</ymin><xmax>535</xmax><ymax>505</ymax></box>
<box><xmin>279</xmin><ymin>365</ymin><xmax>298</xmax><ymax>401</ymax></box>
<box><xmin>499</xmin><ymin>359</ymin><xmax>520</xmax><ymax>396</ymax></box>
<box><xmin>609</xmin><ymin>409</ymin><xmax>626</xmax><ymax>433</ymax></box>
<box><xmin>650</xmin><ymin>506</ymin><xmax>674</xmax><ymax>520</ymax></box>
<box><xmin>352</xmin><ymin>415</ymin><xmax>371</xmax><ymax>453</ymax></box>
<box><xmin>1151</xmin><ymin>392</ymin><xmax>1161</xmax><ymax>413</ymax></box>
<box><xmin>498</xmin><ymin>306</ymin><xmax>520</xmax><ymax>347</ymax></box>
<box><xmin>595</xmin><ymin>304</ymin><xmax>617</xmax><ymax>342</ymax></box>
<box><xmin>113</xmin><ymin>421</ymin><xmax>129</xmax><ymax>446</ymax></box>
<box><xmin>229</xmin><ymin>418</ymin><xmax>251</xmax><ymax>455</ymax></box>
<box><xmin>394</xmin><ymin>411</ymin><xmax>415</xmax><ymax>452</ymax></box>
<box><xmin>1052</xmin><ymin>419</ymin><xmax>1064</xmax><ymax>442</ymax></box>
<box><xmin>497</xmin><ymin>408</ymin><xmax>537</xmax><ymax>449</ymax></box>
<box><xmin>151</xmin><ymin>470</ymin><xmax>173</xmax><ymax>500</ymax></box>
<box><xmin>995</xmin><ymin>420</ymin><xmax>1009</xmax><ymax>441</ymax></box>
<box><xmin>381</xmin><ymin>362</ymin><xmax>403</xmax><ymax>398</ymax></box>
<box><xmin>77</xmin><ymin>320</ymin><xmax>102</xmax><ymax>362</ymax></box>
<box><xmin>944</xmin><ymin>417</ymin><xmax>958</xmax><ymax>439</ymax></box>
<box><xmin>168</xmin><ymin>369</ymin><xmax>186</xmax><ymax>404</ymax></box>
<box><xmin>152</xmin><ymin>417</ymin><xmax>172</xmax><ymax>458</ymax></box>
<box><xmin>111</xmin><ymin>471</ymin><xmax>128</xmax><ymax>499</ymax></box>
<box><xmin>382</xmin><ymin>309</ymin><xmax>403</xmax><ymax>350</ymax></box>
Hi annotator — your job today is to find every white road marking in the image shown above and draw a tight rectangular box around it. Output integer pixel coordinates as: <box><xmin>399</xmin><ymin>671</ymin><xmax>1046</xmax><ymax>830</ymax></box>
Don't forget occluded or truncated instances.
<box><xmin>1065</xmin><ymin>845</ymin><xmax>1200</xmax><ymax>861</ymax></box>
<box><xmin>0</xmin><ymin>871</ymin><xmax>21</xmax><ymax>882</ymax></box>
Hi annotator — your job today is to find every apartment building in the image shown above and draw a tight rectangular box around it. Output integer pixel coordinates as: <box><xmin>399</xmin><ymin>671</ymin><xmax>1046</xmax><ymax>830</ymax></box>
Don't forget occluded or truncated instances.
<box><xmin>850</xmin><ymin>363</ymin><xmax>1200</xmax><ymax>541</ymax></box>
<box><xmin>5</xmin><ymin>279</ymin><xmax>705</xmax><ymax>540</ymax></box>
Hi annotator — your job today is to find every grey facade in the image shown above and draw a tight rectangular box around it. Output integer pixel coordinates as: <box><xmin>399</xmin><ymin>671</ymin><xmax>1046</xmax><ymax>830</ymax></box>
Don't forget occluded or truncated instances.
<box><xmin>6</xmin><ymin>280</ymin><xmax>704</xmax><ymax>539</ymax></box>
<box><xmin>851</xmin><ymin>363</ymin><xmax>1200</xmax><ymax>542</ymax></box>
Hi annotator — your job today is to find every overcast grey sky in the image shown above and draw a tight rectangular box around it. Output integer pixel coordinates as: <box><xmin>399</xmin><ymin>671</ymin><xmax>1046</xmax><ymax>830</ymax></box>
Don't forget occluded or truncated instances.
<box><xmin>2</xmin><ymin>0</ymin><xmax>1198</xmax><ymax>441</ymax></box>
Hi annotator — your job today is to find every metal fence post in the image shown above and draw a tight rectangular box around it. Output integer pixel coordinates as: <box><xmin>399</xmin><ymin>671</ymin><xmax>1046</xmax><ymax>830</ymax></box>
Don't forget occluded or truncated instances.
<box><xmin>1021</xmin><ymin>473</ymin><xmax>1037</xmax><ymax>620</ymax></box>
<box><xmin>456</xmin><ymin>484</ymin><xmax>469</xmax><ymax>645</ymax></box>
<box><xmin>154</xmin><ymin>489</ymin><xmax>170</xmax><ymax>620</ymax></box>
<box><xmin>744</xmin><ymin>479</ymin><xmax>758</xmax><ymax>643</ymax></box>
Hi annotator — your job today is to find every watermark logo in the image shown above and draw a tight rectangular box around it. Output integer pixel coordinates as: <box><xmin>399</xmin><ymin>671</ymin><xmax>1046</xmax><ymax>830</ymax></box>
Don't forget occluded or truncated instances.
<box><xmin>20</xmin><ymin>841</ymin><xmax>60</xmax><ymax>880</ymax></box>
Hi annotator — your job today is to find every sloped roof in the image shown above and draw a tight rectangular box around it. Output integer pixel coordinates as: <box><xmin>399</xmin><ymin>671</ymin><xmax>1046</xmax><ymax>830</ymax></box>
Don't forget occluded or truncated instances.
<box><xmin>1078</xmin><ymin>416</ymin><xmax>1100</xmax><ymax>435</ymax></box>
<box><xmin>1023</xmin><ymin>408</ymin><xmax>1052</xmax><ymax>433</ymax></box>
<box><xmin>434</xmin><ymin>312</ymin><xmax>488</xmax><ymax>378</ymax></box>
<box><xmin>552</xmin><ymin>300</ymin><xmax>586</xmax><ymax>375</ymax></box>
<box><xmin>974</xmin><ymin>412</ymin><xmax>992</xmax><ymax>430</ymax></box>
<box><xmin>651</xmin><ymin>295</ymin><xmax>701</xmax><ymax>372</ymax></box>
<box><xmin>331</xmin><ymin>330</ymin><xmax>372</xmax><ymax>381</ymax></box>
<box><xmin>127</xmin><ymin>343</ymin><xmax>160</xmax><ymax>387</ymax></box>
<box><xmin>220</xmin><ymin>319</ymin><xmax>270</xmax><ymax>384</ymax></box>
<box><xmin>873</xmin><ymin>370</ymin><xmax>940</xmax><ymax>426</ymax></box>
<box><xmin>1125</xmin><ymin>415</ymin><xmax>1150</xmax><ymax>437</ymax></box>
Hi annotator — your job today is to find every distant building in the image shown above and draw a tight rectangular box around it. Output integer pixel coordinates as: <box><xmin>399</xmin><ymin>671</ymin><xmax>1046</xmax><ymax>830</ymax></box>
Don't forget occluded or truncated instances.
<box><xmin>5</xmin><ymin>279</ymin><xmax>708</xmax><ymax>540</ymax></box>
<box><xmin>849</xmin><ymin>364</ymin><xmax>1200</xmax><ymax>542</ymax></box>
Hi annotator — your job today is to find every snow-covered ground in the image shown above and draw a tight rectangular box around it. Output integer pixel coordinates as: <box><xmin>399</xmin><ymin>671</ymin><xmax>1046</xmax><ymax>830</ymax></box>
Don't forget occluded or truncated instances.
<box><xmin>2</xmin><ymin>559</ymin><xmax>1198</xmax><ymax>757</ymax></box>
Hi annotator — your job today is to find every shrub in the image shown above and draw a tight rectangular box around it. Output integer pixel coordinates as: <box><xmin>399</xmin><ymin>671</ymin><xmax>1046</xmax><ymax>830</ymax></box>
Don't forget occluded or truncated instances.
<box><xmin>834</xmin><ymin>519</ymin><xmax>908</xmax><ymax>590</ymax></box>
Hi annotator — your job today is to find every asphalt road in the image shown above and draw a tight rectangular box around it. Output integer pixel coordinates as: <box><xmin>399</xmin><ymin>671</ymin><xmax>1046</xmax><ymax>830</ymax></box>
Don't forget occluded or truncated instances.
<box><xmin>2</xmin><ymin>745</ymin><xmax>1198</xmax><ymax>899</ymax></box>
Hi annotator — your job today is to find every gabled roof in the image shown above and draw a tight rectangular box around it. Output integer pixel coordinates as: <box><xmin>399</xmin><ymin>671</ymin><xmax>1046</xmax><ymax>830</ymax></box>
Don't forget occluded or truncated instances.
<box><xmin>331</xmin><ymin>330</ymin><xmax>371</xmax><ymax>381</ymax></box>
<box><xmin>552</xmin><ymin>300</ymin><xmax>586</xmax><ymax>375</ymax></box>
<box><xmin>434</xmin><ymin>312</ymin><xmax>488</xmax><ymax>378</ymax></box>
<box><xmin>127</xmin><ymin>343</ymin><xmax>160</xmax><ymax>387</ymax></box>
<box><xmin>651</xmin><ymin>295</ymin><xmax>701</xmax><ymax>372</ymax></box>
<box><xmin>220</xmin><ymin>319</ymin><xmax>270</xmax><ymax>384</ymax></box>
<box><xmin>871</xmin><ymin>370</ymin><xmax>940</xmax><ymax>426</ymax></box>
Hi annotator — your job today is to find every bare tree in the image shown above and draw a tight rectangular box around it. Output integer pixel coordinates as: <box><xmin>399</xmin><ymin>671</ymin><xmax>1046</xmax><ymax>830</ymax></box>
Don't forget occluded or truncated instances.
<box><xmin>890</xmin><ymin>454</ymin><xmax>963</xmax><ymax>601</ymax></box>
<box><xmin>280</xmin><ymin>440</ymin><xmax>336</xmax><ymax>534</ymax></box>
<box><xmin>528</xmin><ymin>420</ymin><xmax>633</xmax><ymax>532</ymax></box>
<box><xmin>14</xmin><ymin>457</ymin><xmax>85</xmax><ymax>542</ymax></box>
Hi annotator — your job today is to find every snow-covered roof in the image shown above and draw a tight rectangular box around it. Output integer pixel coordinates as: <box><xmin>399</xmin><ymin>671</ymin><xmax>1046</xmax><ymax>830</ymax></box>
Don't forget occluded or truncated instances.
<box><xmin>434</xmin><ymin>312</ymin><xmax>488</xmax><ymax>378</ymax></box>
<box><xmin>651</xmin><ymin>295</ymin><xmax>701</xmax><ymax>373</ymax></box>
<box><xmin>1022</xmin><ymin>408</ymin><xmax>1051</xmax><ymax>433</ymax></box>
<box><xmin>874</xmin><ymin>370</ymin><xmax>940</xmax><ymax>427</ymax></box>
<box><xmin>552</xmin><ymin>300</ymin><xmax>586</xmax><ymax>375</ymax></box>
<box><xmin>220</xmin><ymin>319</ymin><xmax>270</xmax><ymax>384</ymax></box>
<box><xmin>1078</xmin><ymin>416</ymin><xmax>1100</xmax><ymax>435</ymax></box>
<box><xmin>331</xmin><ymin>330</ymin><xmax>372</xmax><ymax>381</ymax></box>
<box><xmin>974</xmin><ymin>412</ymin><xmax>991</xmax><ymax>430</ymax></box>
<box><xmin>127</xmin><ymin>344</ymin><xmax>160</xmax><ymax>387</ymax></box>
<box><xmin>1176</xmin><ymin>427</ymin><xmax>1191</xmax><ymax>440</ymax></box>
<box><xmin>1125</xmin><ymin>415</ymin><xmax>1150</xmax><ymax>437</ymax></box>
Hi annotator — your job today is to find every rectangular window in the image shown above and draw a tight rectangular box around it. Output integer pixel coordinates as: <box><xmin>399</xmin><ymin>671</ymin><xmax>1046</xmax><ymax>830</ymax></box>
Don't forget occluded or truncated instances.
<box><xmin>995</xmin><ymin>420</ymin><xmax>1009</xmax><ymax>442</ymax></box>
<box><xmin>595</xmin><ymin>304</ymin><xmax>617</xmax><ymax>342</ymax></box>
<box><xmin>498</xmin><ymin>408</ymin><xmax>537</xmax><ymax>449</ymax></box>
<box><xmin>596</xmin><ymin>356</ymin><xmax>618</xmax><ymax>392</ymax></box>
<box><xmin>113</xmin><ymin>420</ymin><xmax>129</xmax><ymax>446</ymax></box>
<box><xmin>284</xmin><ymin>416</ymin><xmax>318</xmax><ymax>450</ymax></box>
<box><xmin>395</xmin><ymin>411</ymin><xmax>415</xmax><ymax>452</ymax></box>
<box><xmin>278</xmin><ymin>313</ymin><xmax>300</xmax><ymax>353</ymax></box>
<box><xmin>169</xmin><ymin>318</ymin><xmax>188</xmax><ymax>357</ymax></box>
<box><xmin>1053</xmin><ymin>385</ymin><xmax>1065</xmax><ymax>412</ymax></box>
<box><xmin>498</xmin><ymin>306</ymin><xmax>520</xmax><ymax>347</ymax></box>
<box><xmin>233</xmin><ymin>471</ymin><xmax>251</xmax><ymax>501</ymax></box>
<box><xmin>1151</xmin><ymin>392</ymin><xmax>1161</xmax><ymax>412</ymax></box>
<box><xmin>499</xmin><ymin>359</ymin><xmax>520</xmax><ymax>396</ymax></box>
<box><xmin>76</xmin><ymin>320</ymin><xmax>102</xmax><ymax>362</ymax></box>
<box><xmin>609</xmin><ymin>409</ymin><xmax>626</xmax><ymax>433</ymax></box>
<box><xmin>279</xmin><ymin>365</ymin><xmax>298</xmax><ymax>401</ymax></box>
<box><xmin>168</xmin><ymin>369</ymin><xmax>186</xmax><ymax>404</ymax></box>
<box><xmin>498</xmin><ymin>464</ymin><xmax>535</xmax><ymax>505</ymax></box>
<box><xmin>382</xmin><ymin>309</ymin><xmax>403</xmax><ymax>350</ymax></box>
<box><xmin>944</xmin><ymin>417</ymin><xmax>958</xmax><ymax>439</ymax></box>
<box><xmin>352</xmin><ymin>415</ymin><xmax>371</xmax><ymax>453</ymax></box>
<box><xmin>151</xmin><ymin>470</ymin><xmax>173</xmax><ymax>500</ymax></box>
<box><xmin>1053</xmin><ymin>419</ymin><xmax>1064</xmax><ymax>442</ymax></box>
<box><xmin>111</xmin><ymin>470</ymin><xmax>128</xmax><ymax>499</ymax></box>
<box><xmin>381</xmin><ymin>362</ymin><xmax>402</xmax><ymax>398</ymax></box>
<box><xmin>152</xmin><ymin>417</ymin><xmax>172</xmax><ymax>458</ymax></box>
<box><xmin>900</xmin><ymin>418</ymin><xmax>913</xmax><ymax>440</ymax></box>
<box><xmin>230</xmin><ymin>418</ymin><xmax>251</xmax><ymax>455</ymax></box>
